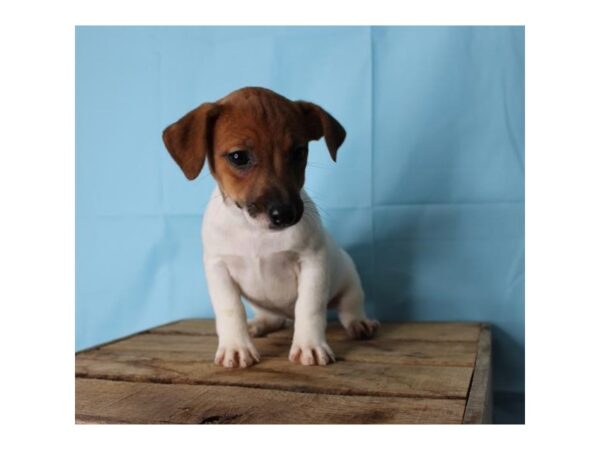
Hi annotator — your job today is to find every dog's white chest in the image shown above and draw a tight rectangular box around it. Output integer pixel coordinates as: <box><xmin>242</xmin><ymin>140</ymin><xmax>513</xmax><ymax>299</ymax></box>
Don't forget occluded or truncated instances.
<box><xmin>202</xmin><ymin>188</ymin><xmax>327</xmax><ymax>319</ymax></box>
<box><xmin>224</xmin><ymin>251</ymin><xmax>299</xmax><ymax>317</ymax></box>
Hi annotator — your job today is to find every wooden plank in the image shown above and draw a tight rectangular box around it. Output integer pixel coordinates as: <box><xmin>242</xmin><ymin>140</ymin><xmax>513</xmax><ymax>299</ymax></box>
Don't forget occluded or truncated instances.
<box><xmin>75</xmin><ymin>321</ymin><xmax>491</xmax><ymax>423</ymax></box>
<box><xmin>100</xmin><ymin>332</ymin><xmax>478</xmax><ymax>367</ymax></box>
<box><xmin>76</xmin><ymin>378</ymin><xmax>466</xmax><ymax>424</ymax></box>
<box><xmin>150</xmin><ymin>319</ymin><xmax>217</xmax><ymax>336</ymax></box>
<box><xmin>151</xmin><ymin>319</ymin><xmax>482</xmax><ymax>342</ymax></box>
<box><xmin>463</xmin><ymin>326</ymin><xmax>493</xmax><ymax>424</ymax></box>
<box><xmin>76</xmin><ymin>347</ymin><xmax>472</xmax><ymax>399</ymax></box>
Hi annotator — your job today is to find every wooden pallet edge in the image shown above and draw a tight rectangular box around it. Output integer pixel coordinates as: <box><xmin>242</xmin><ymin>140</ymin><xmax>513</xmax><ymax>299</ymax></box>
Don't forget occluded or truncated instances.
<box><xmin>75</xmin><ymin>319</ymin><xmax>190</xmax><ymax>355</ymax></box>
<box><xmin>75</xmin><ymin>377</ymin><xmax>468</xmax><ymax>424</ymax></box>
<box><xmin>462</xmin><ymin>325</ymin><xmax>493</xmax><ymax>424</ymax></box>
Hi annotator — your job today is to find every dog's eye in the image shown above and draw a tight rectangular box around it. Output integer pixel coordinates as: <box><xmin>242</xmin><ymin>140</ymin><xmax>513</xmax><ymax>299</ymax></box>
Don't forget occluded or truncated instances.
<box><xmin>292</xmin><ymin>145</ymin><xmax>308</xmax><ymax>163</ymax></box>
<box><xmin>226</xmin><ymin>150</ymin><xmax>252</xmax><ymax>168</ymax></box>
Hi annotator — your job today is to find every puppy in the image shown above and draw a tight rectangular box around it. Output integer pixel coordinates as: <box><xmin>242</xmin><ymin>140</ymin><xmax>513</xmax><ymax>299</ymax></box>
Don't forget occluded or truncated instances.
<box><xmin>163</xmin><ymin>87</ymin><xmax>379</xmax><ymax>368</ymax></box>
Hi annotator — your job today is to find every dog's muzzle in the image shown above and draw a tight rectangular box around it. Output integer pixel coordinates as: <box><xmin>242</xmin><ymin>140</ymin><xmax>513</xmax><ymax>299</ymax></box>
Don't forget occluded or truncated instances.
<box><xmin>245</xmin><ymin>191</ymin><xmax>304</xmax><ymax>230</ymax></box>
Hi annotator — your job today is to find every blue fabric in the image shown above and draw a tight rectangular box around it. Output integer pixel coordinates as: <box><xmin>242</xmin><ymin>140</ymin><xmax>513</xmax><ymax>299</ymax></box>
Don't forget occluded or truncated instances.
<box><xmin>76</xmin><ymin>26</ymin><xmax>524</xmax><ymax>401</ymax></box>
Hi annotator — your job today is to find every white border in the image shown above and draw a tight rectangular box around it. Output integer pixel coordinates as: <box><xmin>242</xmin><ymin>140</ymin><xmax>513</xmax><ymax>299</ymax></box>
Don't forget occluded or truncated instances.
<box><xmin>1</xmin><ymin>0</ymin><xmax>599</xmax><ymax>447</ymax></box>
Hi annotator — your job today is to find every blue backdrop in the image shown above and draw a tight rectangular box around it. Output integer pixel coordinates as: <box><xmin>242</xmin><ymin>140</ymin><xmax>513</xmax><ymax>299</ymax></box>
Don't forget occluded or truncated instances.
<box><xmin>76</xmin><ymin>26</ymin><xmax>524</xmax><ymax>421</ymax></box>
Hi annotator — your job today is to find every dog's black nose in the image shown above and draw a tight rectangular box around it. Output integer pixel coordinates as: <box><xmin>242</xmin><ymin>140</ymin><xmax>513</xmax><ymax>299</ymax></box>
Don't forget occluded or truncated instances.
<box><xmin>268</xmin><ymin>204</ymin><xmax>295</xmax><ymax>229</ymax></box>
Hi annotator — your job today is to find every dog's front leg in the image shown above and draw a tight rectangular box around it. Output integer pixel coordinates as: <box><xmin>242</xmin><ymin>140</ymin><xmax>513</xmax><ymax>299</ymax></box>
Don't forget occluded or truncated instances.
<box><xmin>289</xmin><ymin>254</ymin><xmax>335</xmax><ymax>366</ymax></box>
<box><xmin>205</xmin><ymin>258</ymin><xmax>260</xmax><ymax>368</ymax></box>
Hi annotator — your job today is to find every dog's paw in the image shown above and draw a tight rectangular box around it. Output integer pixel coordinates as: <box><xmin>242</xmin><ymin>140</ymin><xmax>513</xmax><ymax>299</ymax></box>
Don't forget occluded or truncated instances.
<box><xmin>345</xmin><ymin>319</ymin><xmax>380</xmax><ymax>340</ymax></box>
<box><xmin>289</xmin><ymin>341</ymin><xmax>335</xmax><ymax>366</ymax></box>
<box><xmin>214</xmin><ymin>341</ymin><xmax>260</xmax><ymax>369</ymax></box>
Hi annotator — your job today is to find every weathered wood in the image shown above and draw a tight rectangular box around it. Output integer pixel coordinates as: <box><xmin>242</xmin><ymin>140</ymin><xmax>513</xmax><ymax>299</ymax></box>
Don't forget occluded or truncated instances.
<box><xmin>150</xmin><ymin>319</ymin><xmax>217</xmax><ymax>336</ymax></box>
<box><xmin>75</xmin><ymin>320</ymin><xmax>491</xmax><ymax>424</ymax></box>
<box><xmin>462</xmin><ymin>326</ymin><xmax>493</xmax><ymax>424</ymax></box>
<box><xmin>76</xmin><ymin>378</ymin><xmax>466</xmax><ymax>424</ymax></box>
<box><xmin>77</xmin><ymin>348</ymin><xmax>472</xmax><ymax>399</ymax></box>
<box><xmin>100</xmin><ymin>333</ymin><xmax>478</xmax><ymax>367</ymax></box>
<box><xmin>150</xmin><ymin>319</ymin><xmax>482</xmax><ymax>342</ymax></box>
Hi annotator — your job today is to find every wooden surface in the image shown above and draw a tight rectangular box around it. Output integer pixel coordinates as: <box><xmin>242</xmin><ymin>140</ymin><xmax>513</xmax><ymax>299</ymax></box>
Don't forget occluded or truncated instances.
<box><xmin>75</xmin><ymin>320</ymin><xmax>492</xmax><ymax>424</ymax></box>
<box><xmin>463</xmin><ymin>326</ymin><xmax>493</xmax><ymax>424</ymax></box>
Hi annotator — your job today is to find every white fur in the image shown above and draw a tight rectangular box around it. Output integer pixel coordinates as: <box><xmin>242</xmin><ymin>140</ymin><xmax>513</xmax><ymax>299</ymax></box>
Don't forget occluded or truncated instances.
<box><xmin>202</xmin><ymin>187</ymin><xmax>375</xmax><ymax>368</ymax></box>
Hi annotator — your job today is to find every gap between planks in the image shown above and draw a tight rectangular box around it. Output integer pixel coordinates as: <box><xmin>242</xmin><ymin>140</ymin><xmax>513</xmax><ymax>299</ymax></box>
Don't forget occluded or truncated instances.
<box><xmin>75</xmin><ymin>321</ymin><xmax>485</xmax><ymax>424</ymax></box>
<box><xmin>76</xmin><ymin>323</ymin><xmax>481</xmax><ymax>401</ymax></box>
<box><xmin>75</xmin><ymin>372</ymin><xmax>468</xmax><ymax>401</ymax></box>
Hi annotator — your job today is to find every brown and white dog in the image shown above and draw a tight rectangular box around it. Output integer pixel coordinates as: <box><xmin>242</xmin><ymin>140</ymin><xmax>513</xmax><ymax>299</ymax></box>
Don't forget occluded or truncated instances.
<box><xmin>163</xmin><ymin>87</ymin><xmax>379</xmax><ymax>368</ymax></box>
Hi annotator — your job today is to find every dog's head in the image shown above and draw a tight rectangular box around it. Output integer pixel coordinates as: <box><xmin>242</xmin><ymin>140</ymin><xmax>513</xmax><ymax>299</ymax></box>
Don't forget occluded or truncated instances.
<box><xmin>162</xmin><ymin>87</ymin><xmax>346</xmax><ymax>230</ymax></box>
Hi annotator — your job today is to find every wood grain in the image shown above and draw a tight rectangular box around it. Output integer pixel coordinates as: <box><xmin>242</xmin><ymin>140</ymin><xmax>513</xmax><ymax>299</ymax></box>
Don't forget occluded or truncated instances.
<box><xmin>150</xmin><ymin>319</ymin><xmax>482</xmax><ymax>342</ymax></box>
<box><xmin>77</xmin><ymin>348</ymin><xmax>472</xmax><ymax>399</ymax></box>
<box><xmin>99</xmin><ymin>332</ymin><xmax>478</xmax><ymax>367</ymax></box>
<box><xmin>76</xmin><ymin>378</ymin><xmax>466</xmax><ymax>424</ymax></box>
<box><xmin>150</xmin><ymin>319</ymin><xmax>217</xmax><ymax>336</ymax></box>
<box><xmin>462</xmin><ymin>326</ymin><xmax>493</xmax><ymax>424</ymax></box>
<box><xmin>75</xmin><ymin>320</ymin><xmax>491</xmax><ymax>424</ymax></box>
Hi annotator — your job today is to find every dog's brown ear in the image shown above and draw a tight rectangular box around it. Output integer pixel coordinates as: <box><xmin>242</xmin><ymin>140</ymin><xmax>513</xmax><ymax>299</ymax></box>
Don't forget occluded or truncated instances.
<box><xmin>296</xmin><ymin>101</ymin><xmax>346</xmax><ymax>162</ymax></box>
<box><xmin>162</xmin><ymin>103</ymin><xmax>221</xmax><ymax>180</ymax></box>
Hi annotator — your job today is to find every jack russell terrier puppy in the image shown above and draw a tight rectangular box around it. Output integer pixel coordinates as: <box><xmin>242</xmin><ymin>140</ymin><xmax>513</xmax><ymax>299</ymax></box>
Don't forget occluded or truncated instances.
<box><xmin>163</xmin><ymin>87</ymin><xmax>379</xmax><ymax>368</ymax></box>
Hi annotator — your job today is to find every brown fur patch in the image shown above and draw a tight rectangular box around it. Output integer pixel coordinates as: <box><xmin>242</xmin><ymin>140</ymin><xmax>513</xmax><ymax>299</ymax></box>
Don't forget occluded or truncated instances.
<box><xmin>210</xmin><ymin>88</ymin><xmax>306</xmax><ymax>208</ymax></box>
<box><xmin>163</xmin><ymin>87</ymin><xmax>346</xmax><ymax>214</ymax></box>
